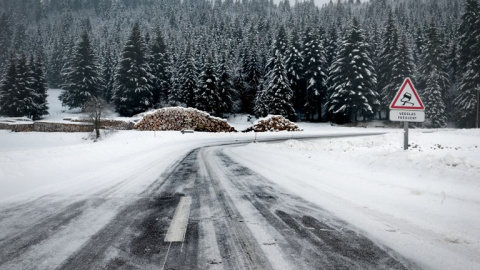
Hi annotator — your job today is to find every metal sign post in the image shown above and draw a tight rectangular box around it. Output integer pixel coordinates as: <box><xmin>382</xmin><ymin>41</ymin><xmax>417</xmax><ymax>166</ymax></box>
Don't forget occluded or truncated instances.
<box><xmin>404</xmin><ymin>121</ymin><xmax>408</xmax><ymax>150</ymax></box>
<box><xmin>389</xmin><ymin>78</ymin><xmax>425</xmax><ymax>150</ymax></box>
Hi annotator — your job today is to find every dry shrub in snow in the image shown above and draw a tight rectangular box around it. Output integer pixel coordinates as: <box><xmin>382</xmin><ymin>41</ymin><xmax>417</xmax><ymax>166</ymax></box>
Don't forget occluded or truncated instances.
<box><xmin>136</xmin><ymin>107</ymin><xmax>236</xmax><ymax>132</ymax></box>
<box><xmin>243</xmin><ymin>115</ymin><xmax>302</xmax><ymax>132</ymax></box>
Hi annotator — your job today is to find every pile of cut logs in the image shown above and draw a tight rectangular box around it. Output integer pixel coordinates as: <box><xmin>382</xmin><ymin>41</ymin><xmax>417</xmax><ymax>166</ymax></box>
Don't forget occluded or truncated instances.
<box><xmin>244</xmin><ymin>115</ymin><xmax>302</xmax><ymax>132</ymax></box>
<box><xmin>136</xmin><ymin>107</ymin><xmax>236</xmax><ymax>132</ymax></box>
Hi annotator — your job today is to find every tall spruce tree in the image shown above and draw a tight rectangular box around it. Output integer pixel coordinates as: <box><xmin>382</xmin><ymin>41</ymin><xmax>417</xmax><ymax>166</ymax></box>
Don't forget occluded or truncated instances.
<box><xmin>266</xmin><ymin>25</ymin><xmax>288</xmax><ymax>73</ymax></box>
<box><xmin>418</xmin><ymin>21</ymin><xmax>450</xmax><ymax>123</ymax></box>
<box><xmin>303</xmin><ymin>26</ymin><xmax>327</xmax><ymax>121</ymax></box>
<box><xmin>60</xmin><ymin>30</ymin><xmax>103</xmax><ymax>110</ymax></box>
<box><xmin>256</xmin><ymin>52</ymin><xmax>295</xmax><ymax>120</ymax></box>
<box><xmin>240</xmin><ymin>37</ymin><xmax>263</xmax><ymax>114</ymax></box>
<box><xmin>16</xmin><ymin>54</ymin><xmax>36</xmax><ymax>118</ymax></box>
<box><xmin>47</xmin><ymin>39</ymin><xmax>65</xmax><ymax>88</ymax></box>
<box><xmin>30</xmin><ymin>55</ymin><xmax>49</xmax><ymax>120</ymax></box>
<box><xmin>150</xmin><ymin>30</ymin><xmax>170</xmax><ymax>107</ymax></box>
<box><xmin>0</xmin><ymin>14</ymin><xmax>13</xmax><ymax>71</ymax></box>
<box><xmin>285</xmin><ymin>29</ymin><xmax>304</xmax><ymax>115</ymax></box>
<box><xmin>101</xmin><ymin>46</ymin><xmax>116</xmax><ymax>104</ymax></box>
<box><xmin>378</xmin><ymin>11</ymin><xmax>399</xmax><ymax>111</ymax></box>
<box><xmin>328</xmin><ymin>18</ymin><xmax>379</xmax><ymax>124</ymax></box>
<box><xmin>114</xmin><ymin>23</ymin><xmax>154</xmax><ymax>116</ymax></box>
<box><xmin>195</xmin><ymin>56</ymin><xmax>219</xmax><ymax>114</ymax></box>
<box><xmin>216</xmin><ymin>54</ymin><xmax>236</xmax><ymax>116</ymax></box>
<box><xmin>423</xmin><ymin>69</ymin><xmax>447</xmax><ymax>128</ymax></box>
<box><xmin>0</xmin><ymin>54</ymin><xmax>40</xmax><ymax>119</ymax></box>
<box><xmin>177</xmin><ymin>45</ymin><xmax>198</xmax><ymax>108</ymax></box>
<box><xmin>0</xmin><ymin>56</ymin><xmax>20</xmax><ymax>117</ymax></box>
<box><xmin>454</xmin><ymin>0</ymin><xmax>480</xmax><ymax>128</ymax></box>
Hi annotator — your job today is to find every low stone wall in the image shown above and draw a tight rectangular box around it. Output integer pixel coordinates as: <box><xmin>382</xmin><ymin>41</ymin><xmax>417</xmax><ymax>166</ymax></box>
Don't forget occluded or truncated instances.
<box><xmin>100</xmin><ymin>119</ymin><xmax>136</xmax><ymax>130</ymax></box>
<box><xmin>1</xmin><ymin>118</ymin><xmax>135</xmax><ymax>133</ymax></box>
<box><xmin>70</xmin><ymin>119</ymin><xmax>135</xmax><ymax>130</ymax></box>
<box><xmin>0</xmin><ymin>122</ymin><xmax>11</xmax><ymax>130</ymax></box>
<box><xmin>33</xmin><ymin>122</ymin><xmax>94</xmax><ymax>132</ymax></box>
<box><xmin>11</xmin><ymin>123</ymin><xmax>35</xmax><ymax>132</ymax></box>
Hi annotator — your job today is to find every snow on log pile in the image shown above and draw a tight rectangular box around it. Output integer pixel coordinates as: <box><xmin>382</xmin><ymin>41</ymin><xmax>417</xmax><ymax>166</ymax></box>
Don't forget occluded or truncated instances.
<box><xmin>243</xmin><ymin>115</ymin><xmax>302</xmax><ymax>132</ymax></box>
<box><xmin>136</xmin><ymin>107</ymin><xmax>236</xmax><ymax>132</ymax></box>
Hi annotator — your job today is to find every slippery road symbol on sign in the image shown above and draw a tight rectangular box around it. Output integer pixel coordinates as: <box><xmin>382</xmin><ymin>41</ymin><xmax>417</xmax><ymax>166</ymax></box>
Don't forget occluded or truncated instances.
<box><xmin>389</xmin><ymin>78</ymin><xmax>425</xmax><ymax>110</ymax></box>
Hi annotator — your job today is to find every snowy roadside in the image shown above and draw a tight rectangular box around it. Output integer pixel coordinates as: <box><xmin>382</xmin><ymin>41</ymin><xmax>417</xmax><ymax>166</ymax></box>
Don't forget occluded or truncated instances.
<box><xmin>1</xmin><ymin>90</ymin><xmax>479</xmax><ymax>269</ymax></box>
<box><xmin>225</xmin><ymin>129</ymin><xmax>480</xmax><ymax>270</ymax></box>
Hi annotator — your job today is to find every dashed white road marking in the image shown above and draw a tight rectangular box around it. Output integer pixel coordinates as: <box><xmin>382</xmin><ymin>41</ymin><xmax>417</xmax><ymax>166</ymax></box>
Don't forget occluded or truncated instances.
<box><xmin>165</xmin><ymin>196</ymin><xmax>192</xmax><ymax>242</ymax></box>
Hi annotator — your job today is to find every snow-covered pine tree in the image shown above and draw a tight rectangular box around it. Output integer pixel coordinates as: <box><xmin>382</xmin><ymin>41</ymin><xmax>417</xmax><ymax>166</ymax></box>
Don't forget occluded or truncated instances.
<box><xmin>168</xmin><ymin>59</ymin><xmax>181</xmax><ymax>106</ymax></box>
<box><xmin>328</xmin><ymin>18</ymin><xmax>379</xmax><ymax>124</ymax></box>
<box><xmin>177</xmin><ymin>44</ymin><xmax>198</xmax><ymax>108</ymax></box>
<box><xmin>324</xmin><ymin>26</ymin><xmax>339</xmax><ymax>86</ymax></box>
<box><xmin>303</xmin><ymin>26</ymin><xmax>327</xmax><ymax>121</ymax></box>
<box><xmin>285</xmin><ymin>29</ymin><xmax>304</xmax><ymax>116</ymax></box>
<box><xmin>0</xmin><ymin>54</ymin><xmax>38</xmax><ymax>118</ymax></box>
<box><xmin>150</xmin><ymin>30</ymin><xmax>170</xmax><ymax>108</ymax></box>
<box><xmin>16</xmin><ymin>54</ymin><xmax>36</xmax><ymax>118</ymax></box>
<box><xmin>0</xmin><ymin>13</ymin><xmax>13</xmax><ymax>72</ymax></box>
<box><xmin>423</xmin><ymin>69</ymin><xmax>447</xmax><ymax>128</ymax></box>
<box><xmin>256</xmin><ymin>51</ymin><xmax>295</xmax><ymax>120</ymax></box>
<box><xmin>60</xmin><ymin>30</ymin><xmax>104</xmax><ymax>110</ymax></box>
<box><xmin>47</xmin><ymin>39</ymin><xmax>64</xmax><ymax>88</ymax></box>
<box><xmin>216</xmin><ymin>54</ymin><xmax>236</xmax><ymax>116</ymax></box>
<box><xmin>101</xmin><ymin>46</ymin><xmax>116</xmax><ymax>104</ymax></box>
<box><xmin>0</xmin><ymin>56</ymin><xmax>20</xmax><ymax>117</ymax></box>
<box><xmin>417</xmin><ymin>21</ymin><xmax>450</xmax><ymax>118</ymax></box>
<box><xmin>232</xmin><ymin>65</ymin><xmax>247</xmax><ymax>113</ymax></box>
<box><xmin>30</xmin><ymin>55</ymin><xmax>49</xmax><ymax>120</ymax></box>
<box><xmin>195</xmin><ymin>55</ymin><xmax>219</xmax><ymax>114</ymax></box>
<box><xmin>323</xmin><ymin>25</ymin><xmax>340</xmax><ymax>121</ymax></box>
<box><xmin>378</xmin><ymin>11</ymin><xmax>399</xmax><ymax>111</ymax></box>
<box><xmin>454</xmin><ymin>0</ymin><xmax>480</xmax><ymax>128</ymax></box>
<box><xmin>447</xmin><ymin>41</ymin><xmax>460</xmax><ymax>91</ymax></box>
<box><xmin>265</xmin><ymin>25</ymin><xmax>288</xmax><ymax>73</ymax></box>
<box><xmin>240</xmin><ymin>39</ymin><xmax>262</xmax><ymax>114</ymax></box>
<box><xmin>383</xmin><ymin>33</ymin><xmax>415</xmax><ymax>118</ymax></box>
<box><xmin>59</xmin><ymin>36</ymin><xmax>75</xmax><ymax>89</ymax></box>
<box><xmin>114</xmin><ymin>23</ymin><xmax>154</xmax><ymax>116</ymax></box>
<box><xmin>413</xmin><ymin>26</ymin><xmax>425</xmax><ymax>66</ymax></box>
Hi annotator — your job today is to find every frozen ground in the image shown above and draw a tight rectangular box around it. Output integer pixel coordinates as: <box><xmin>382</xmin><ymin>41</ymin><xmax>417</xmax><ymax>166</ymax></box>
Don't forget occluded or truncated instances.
<box><xmin>0</xmin><ymin>89</ymin><xmax>479</xmax><ymax>269</ymax></box>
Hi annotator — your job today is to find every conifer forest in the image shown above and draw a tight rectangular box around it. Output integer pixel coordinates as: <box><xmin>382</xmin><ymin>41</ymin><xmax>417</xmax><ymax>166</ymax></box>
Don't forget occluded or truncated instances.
<box><xmin>0</xmin><ymin>0</ymin><xmax>479</xmax><ymax>128</ymax></box>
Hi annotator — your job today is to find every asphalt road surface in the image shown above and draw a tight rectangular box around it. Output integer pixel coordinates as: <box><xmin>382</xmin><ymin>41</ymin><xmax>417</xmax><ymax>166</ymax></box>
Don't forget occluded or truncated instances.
<box><xmin>0</xmin><ymin>134</ymin><xmax>420</xmax><ymax>270</ymax></box>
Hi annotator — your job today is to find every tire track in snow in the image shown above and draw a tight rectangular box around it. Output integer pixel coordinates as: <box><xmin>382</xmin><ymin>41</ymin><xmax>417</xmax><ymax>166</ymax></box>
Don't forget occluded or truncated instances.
<box><xmin>0</xmin><ymin>200</ymin><xmax>87</xmax><ymax>266</ymax></box>
<box><xmin>213</xmin><ymin>148</ymin><xmax>419</xmax><ymax>270</ymax></box>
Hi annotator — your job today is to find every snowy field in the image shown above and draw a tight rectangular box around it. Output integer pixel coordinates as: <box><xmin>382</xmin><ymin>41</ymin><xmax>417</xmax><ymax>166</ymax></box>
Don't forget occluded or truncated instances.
<box><xmin>0</xmin><ymin>89</ymin><xmax>479</xmax><ymax>269</ymax></box>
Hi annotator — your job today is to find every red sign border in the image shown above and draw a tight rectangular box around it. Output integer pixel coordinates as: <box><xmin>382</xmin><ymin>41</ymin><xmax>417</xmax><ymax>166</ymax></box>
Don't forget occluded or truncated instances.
<box><xmin>389</xmin><ymin>77</ymin><xmax>425</xmax><ymax>110</ymax></box>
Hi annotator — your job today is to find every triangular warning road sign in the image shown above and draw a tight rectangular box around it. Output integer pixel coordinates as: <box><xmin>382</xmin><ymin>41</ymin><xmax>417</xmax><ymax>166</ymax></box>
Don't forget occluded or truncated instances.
<box><xmin>389</xmin><ymin>77</ymin><xmax>425</xmax><ymax>110</ymax></box>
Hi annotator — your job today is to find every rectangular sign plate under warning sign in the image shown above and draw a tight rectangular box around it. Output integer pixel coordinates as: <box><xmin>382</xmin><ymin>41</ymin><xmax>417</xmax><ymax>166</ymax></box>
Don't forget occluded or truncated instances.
<box><xmin>390</xmin><ymin>110</ymin><xmax>425</xmax><ymax>122</ymax></box>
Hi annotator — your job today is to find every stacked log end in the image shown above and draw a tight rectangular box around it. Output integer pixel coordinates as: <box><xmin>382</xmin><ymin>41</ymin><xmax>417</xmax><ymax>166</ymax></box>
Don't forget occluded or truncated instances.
<box><xmin>135</xmin><ymin>107</ymin><xmax>236</xmax><ymax>132</ymax></box>
<box><xmin>244</xmin><ymin>115</ymin><xmax>302</xmax><ymax>132</ymax></box>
